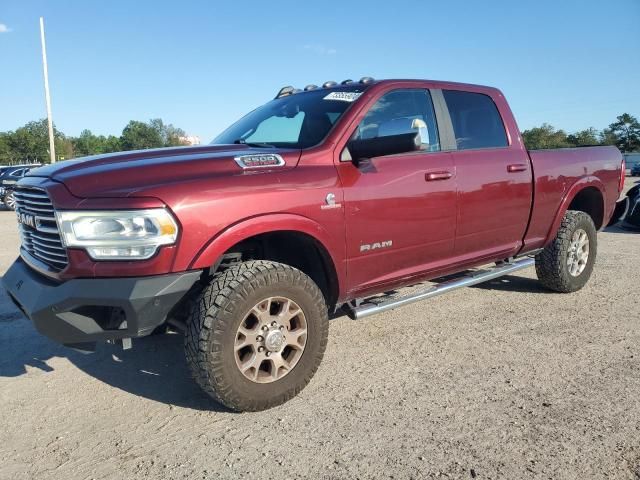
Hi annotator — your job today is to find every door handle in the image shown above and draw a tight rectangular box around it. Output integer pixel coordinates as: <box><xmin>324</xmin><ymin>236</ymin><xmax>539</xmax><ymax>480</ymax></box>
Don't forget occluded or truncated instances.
<box><xmin>507</xmin><ymin>164</ymin><xmax>528</xmax><ymax>173</ymax></box>
<box><xmin>425</xmin><ymin>171</ymin><xmax>453</xmax><ymax>181</ymax></box>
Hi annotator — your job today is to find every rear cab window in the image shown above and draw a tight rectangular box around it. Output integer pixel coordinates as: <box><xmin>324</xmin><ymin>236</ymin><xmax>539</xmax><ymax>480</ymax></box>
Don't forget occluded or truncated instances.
<box><xmin>442</xmin><ymin>90</ymin><xmax>507</xmax><ymax>150</ymax></box>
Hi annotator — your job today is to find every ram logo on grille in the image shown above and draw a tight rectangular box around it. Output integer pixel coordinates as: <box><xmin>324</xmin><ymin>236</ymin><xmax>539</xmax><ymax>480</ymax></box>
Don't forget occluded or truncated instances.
<box><xmin>16</xmin><ymin>211</ymin><xmax>37</xmax><ymax>229</ymax></box>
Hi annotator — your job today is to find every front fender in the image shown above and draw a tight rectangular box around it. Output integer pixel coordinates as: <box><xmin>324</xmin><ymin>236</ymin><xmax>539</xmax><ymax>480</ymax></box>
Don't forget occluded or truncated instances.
<box><xmin>188</xmin><ymin>213</ymin><xmax>346</xmax><ymax>294</ymax></box>
<box><xmin>544</xmin><ymin>176</ymin><xmax>606</xmax><ymax>245</ymax></box>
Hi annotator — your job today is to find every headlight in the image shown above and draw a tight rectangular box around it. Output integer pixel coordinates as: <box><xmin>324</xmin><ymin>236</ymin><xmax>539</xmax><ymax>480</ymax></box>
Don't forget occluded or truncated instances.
<box><xmin>56</xmin><ymin>209</ymin><xmax>179</xmax><ymax>260</ymax></box>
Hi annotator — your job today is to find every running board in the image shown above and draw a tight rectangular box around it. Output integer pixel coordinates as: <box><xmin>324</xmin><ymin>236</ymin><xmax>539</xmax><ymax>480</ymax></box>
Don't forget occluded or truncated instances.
<box><xmin>348</xmin><ymin>257</ymin><xmax>535</xmax><ymax>320</ymax></box>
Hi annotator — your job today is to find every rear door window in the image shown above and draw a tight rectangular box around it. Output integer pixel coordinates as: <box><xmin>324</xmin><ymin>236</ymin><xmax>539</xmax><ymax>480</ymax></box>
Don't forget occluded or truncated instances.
<box><xmin>443</xmin><ymin>90</ymin><xmax>507</xmax><ymax>150</ymax></box>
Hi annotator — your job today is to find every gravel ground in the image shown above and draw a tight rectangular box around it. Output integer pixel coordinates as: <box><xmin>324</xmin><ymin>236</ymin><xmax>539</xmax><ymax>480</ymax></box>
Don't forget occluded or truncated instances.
<box><xmin>1</xmin><ymin>181</ymin><xmax>639</xmax><ymax>480</ymax></box>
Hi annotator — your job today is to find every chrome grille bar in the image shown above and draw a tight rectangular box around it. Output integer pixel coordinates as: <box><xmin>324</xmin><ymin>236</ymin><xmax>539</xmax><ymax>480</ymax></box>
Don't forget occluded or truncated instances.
<box><xmin>14</xmin><ymin>186</ymin><xmax>68</xmax><ymax>272</ymax></box>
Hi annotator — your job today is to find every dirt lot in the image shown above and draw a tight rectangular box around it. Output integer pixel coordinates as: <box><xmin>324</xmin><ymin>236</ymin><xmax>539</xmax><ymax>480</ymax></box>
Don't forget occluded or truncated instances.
<box><xmin>1</xmin><ymin>183</ymin><xmax>639</xmax><ymax>480</ymax></box>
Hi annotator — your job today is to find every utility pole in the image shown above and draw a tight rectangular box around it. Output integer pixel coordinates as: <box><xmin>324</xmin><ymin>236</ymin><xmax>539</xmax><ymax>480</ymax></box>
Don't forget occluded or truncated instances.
<box><xmin>39</xmin><ymin>17</ymin><xmax>56</xmax><ymax>163</ymax></box>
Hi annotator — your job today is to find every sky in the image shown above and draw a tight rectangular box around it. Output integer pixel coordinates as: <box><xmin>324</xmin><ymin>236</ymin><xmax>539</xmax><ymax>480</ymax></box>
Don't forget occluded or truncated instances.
<box><xmin>0</xmin><ymin>0</ymin><xmax>639</xmax><ymax>142</ymax></box>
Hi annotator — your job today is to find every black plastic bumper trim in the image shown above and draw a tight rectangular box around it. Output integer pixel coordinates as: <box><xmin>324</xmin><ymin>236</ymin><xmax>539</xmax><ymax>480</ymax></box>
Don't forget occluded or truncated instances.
<box><xmin>2</xmin><ymin>257</ymin><xmax>201</xmax><ymax>348</ymax></box>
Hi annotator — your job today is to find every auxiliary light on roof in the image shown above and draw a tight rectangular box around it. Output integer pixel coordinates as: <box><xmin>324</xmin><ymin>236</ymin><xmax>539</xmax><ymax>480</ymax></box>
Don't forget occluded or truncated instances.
<box><xmin>274</xmin><ymin>77</ymin><xmax>375</xmax><ymax>98</ymax></box>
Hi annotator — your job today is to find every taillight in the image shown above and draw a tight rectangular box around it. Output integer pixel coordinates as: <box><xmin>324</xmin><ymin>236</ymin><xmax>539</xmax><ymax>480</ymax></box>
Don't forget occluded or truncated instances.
<box><xmin>619</xmin><ymin>158</ymin><xmax>626</xmax><ymax>193</ymax></box>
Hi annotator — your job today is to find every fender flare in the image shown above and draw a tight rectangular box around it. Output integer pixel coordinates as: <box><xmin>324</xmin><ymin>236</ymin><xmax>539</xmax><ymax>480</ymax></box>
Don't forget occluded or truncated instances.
<box><xmin>188</xmin><ymin>213</ymin><xmax>345</xmax><ymax>295</ymax></box>
<box><xmin>544</xmin><ymin>176</ymin><xmax>606</xmax><ymax>245</ymax></box>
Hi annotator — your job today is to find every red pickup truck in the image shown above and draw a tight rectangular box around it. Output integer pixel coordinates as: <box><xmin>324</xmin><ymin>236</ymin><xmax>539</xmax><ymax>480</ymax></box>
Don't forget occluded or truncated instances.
<box><xmin>3</xmin><ymin>78</ymin><xmax>626</xmax><ymax>411</ymax></box>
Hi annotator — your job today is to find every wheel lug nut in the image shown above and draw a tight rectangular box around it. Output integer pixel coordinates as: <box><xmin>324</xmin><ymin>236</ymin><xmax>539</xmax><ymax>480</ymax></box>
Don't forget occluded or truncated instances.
<box><xmin>256</xmin><ymin>335</ymin><xmax>263</xmax><ymax>342</ymax></box>
<box><xmin>271</xmin><ymin>321</ymin><xmax>277</xmax><ymax>327</ymax></box>
<box><xmin>279</xmin><ymin>325</ymin><xmax>284</xmax><ymax>331</ymax></box>
<box><xmin>266</xmin><ymin>352</ymin><xmax>271</xmax><ymax>357</ymax></box>
<box><xmin>258</xmin><ymin>346</ymin><xmax>265</xmax><ymax>352</ymax></box>
<box><xmin>262</xmin><ymin>325</ymin><xmax>268</xmax><ymax>331</ymax></box>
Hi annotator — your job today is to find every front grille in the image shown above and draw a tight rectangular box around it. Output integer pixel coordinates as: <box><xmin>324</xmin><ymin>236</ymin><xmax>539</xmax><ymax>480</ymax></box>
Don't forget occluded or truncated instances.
<box><xmin>14</xmin><ymin>187</ymin><xmax>68</xmax><ymax>271</ymax></box>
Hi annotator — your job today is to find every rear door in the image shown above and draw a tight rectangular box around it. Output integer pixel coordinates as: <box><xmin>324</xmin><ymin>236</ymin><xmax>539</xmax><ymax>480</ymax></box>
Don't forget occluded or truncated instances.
<box><xmin>442</xmin><ymin>89</ymin><xmax>532</xmax><ymax>260</ymax></box>
<box><xmin>337</xmin><ymin>88</ymin><xmax>457</xmax><ymax>293</ymax></box>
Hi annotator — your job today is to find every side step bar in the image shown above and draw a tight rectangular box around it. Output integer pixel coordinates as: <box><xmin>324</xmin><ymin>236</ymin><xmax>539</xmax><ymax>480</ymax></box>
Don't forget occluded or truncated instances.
<box><xmin>348</xmin><ymin>257</ymin><xmax>535</xmax><ymax>320</ymax></box>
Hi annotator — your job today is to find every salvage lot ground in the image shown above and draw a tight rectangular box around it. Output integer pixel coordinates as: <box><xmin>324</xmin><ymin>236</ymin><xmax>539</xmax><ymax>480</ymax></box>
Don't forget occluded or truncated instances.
<box><xmin>0</xmin><ymin>181</ymin><xmax>639</xmax><ymax>480</ymax></box>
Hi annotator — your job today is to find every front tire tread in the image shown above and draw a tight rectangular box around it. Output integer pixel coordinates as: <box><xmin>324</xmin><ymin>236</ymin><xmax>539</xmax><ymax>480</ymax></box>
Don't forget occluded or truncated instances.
<box><xmin>184</xmin><ymin>260</ymin><xmax>328</xmax><ymax>411</ymax></box>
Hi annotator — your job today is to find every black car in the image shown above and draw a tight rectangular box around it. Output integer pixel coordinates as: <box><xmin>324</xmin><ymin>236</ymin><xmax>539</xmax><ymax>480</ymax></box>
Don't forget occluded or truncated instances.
<box><xmin>0</xmin><ymin>166</ymin><xmax>32</xmax><ymax>210</ymax></box>
<box><xmin>623</xmin><ymin>183</ymin><xmax>640</xmax><ymax>229</ymax></box>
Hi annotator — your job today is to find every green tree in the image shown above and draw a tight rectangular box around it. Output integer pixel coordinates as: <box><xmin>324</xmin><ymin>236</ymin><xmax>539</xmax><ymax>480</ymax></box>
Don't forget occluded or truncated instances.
<box><xmin>120</xmin><ymin>120</ymin><xmax>164</xmax><ymax>150</ymax></box>
<box><xmin>567</xmin><ymin>128</ymin><xmax>600</xmax><ymax>147</ymax></box>
<box><xmin>521</xmin><ymin>123</ymin><xmax>570</xmax><ymax>150</ymax></box>
<box><xmin>102</xmin><ymin>135</ymin><xmax>122</xmax><ymax>153</ymax></box>
<box><xmin>149</xmin><ymin>118</ymin><xmax>187</xmax><ymax>146</ymax></box>
<box><xmin>599</xmin><ymin>129</ymin><xmax>618</xmax><ymax>146</ymax></box>
<box><xmin>73</xmin><ymin>130</ymin><xmax>123</xmax><ymax>156</ymax></box>
<box><xmin>603</xmin><ymin>113</ymin><xmax>640</xmax><ymax>152</ymax></box>
<box><xmin>1</xmin><ymin>118</ymin><xmax>187</xmax><ymax>163</ymax></box>
<box><xmin>6</xmin><ymin>119</ymin><xmax>65</xmax><ymax>162</ymax></box>
<box><xmin>55</xmin><ymin>136</ymin><xmax>75</xmax><ymax>161</ymax></box>
<box><xmin>0</xmin><ymin>132</ymin><xmax>13</xmax><ymax>163</ymax></box>
<box><xmin>8</xmin><ymin>120</ymin><xmax>49</xmax><ymax>161</ymax></box>
<box><xmin>73</xmin><ymin>129</ymin><xmax>102</xmax><ymax>156</ymax></box>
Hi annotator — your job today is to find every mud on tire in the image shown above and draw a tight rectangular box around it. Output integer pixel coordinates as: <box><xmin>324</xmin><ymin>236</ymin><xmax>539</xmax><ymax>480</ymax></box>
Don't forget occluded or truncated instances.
<box><xmin>535</xmin><ymin>210</ymin><xmax>597</xmax><ymax>293</ymax></box>
<box><xmin>184</xmin><ymin>260</ymin><xmax>329</xmax><ymax>411</ymax></box>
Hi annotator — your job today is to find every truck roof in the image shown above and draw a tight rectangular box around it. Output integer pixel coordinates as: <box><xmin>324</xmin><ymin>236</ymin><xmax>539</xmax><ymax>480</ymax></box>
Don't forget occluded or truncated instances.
<box><xmin>375</xmin><ymin>78</ymin><xmax>499</xmax><ymax>91</ymax></box>
<box><xmin>275</xmin><ymin>77</ymin><xmax>501</xmax><ymax>100</ymax></box>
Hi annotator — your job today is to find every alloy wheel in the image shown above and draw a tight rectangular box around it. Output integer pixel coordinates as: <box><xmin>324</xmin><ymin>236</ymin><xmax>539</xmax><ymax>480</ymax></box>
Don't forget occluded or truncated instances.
<box><xmin>234</xmin><ymin>296</ymin><xmax>308</xmax><ymax>383</ymax></box>
<box><xmin>567</xmin><ymin>228</ymin><xmax>589</xmax><ymax>277</ymax></box>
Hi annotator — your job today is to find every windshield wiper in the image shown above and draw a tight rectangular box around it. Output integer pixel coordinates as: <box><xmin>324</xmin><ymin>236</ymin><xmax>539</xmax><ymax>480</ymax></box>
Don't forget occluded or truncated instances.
<box><xmin>233</xmin><ymin>139</ymin><xmax>276</xmax><ymax>148</ymax></box>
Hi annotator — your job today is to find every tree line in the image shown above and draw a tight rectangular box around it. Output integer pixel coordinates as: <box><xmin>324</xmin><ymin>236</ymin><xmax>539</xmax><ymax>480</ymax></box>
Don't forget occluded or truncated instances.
<box><xmin>521</xmin><ymin>113</ymin><xmax>640</xmax><ymax>151</ymax></box>
<box><xmin>0</xmin><ymin>118</ymin><xmax>189</xmax><ymax>164</ymax></box>
<box><xmin>1</xmin><ymin>113</ymin><xmax>639</xmax><ymax>165</ymax></box>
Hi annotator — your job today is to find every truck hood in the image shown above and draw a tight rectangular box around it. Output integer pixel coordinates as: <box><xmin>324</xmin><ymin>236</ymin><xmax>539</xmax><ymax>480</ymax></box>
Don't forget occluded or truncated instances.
<box><xmin>27</xmin><ymin>144</ymin><xmax>301</xmax><ymax>198</ymax></box>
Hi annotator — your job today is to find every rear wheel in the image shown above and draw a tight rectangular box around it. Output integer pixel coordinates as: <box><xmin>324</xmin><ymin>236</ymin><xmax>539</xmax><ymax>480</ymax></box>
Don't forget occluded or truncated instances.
<box><xmin>535</xmin><ymin>210</ymin><xmax>597</xmax><ymax>292</ymax></box>
<box><xmin>184</xmin><ymin>260</ymin><xmax>328</xmax><ymax>411</ymax></box>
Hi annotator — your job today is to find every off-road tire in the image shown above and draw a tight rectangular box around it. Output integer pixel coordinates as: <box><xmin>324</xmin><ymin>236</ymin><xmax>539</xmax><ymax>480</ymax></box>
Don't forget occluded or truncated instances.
<box><xmin>184</xmin><ymin>260</ymin><xmax>329</xmax><ymax>411</ymax></box>
<box><xmin>535</xmin><ymin>210</ymin><xmax>597</xmax><ymax>293</ymax></box>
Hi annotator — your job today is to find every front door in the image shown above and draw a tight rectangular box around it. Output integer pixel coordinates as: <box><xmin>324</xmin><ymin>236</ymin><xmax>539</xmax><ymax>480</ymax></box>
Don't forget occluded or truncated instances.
<box><xmin>336</xmin><ymin>88</ymin><xmax>458</xmax><ymax>295</ymax></box>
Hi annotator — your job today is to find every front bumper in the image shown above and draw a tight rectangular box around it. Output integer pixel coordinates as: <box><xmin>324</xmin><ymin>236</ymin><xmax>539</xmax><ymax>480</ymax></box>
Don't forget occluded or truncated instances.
<box><xmin>2</xmin><ymin>258</ymin><xmax>201</xmax><ymax>350</ymax></box>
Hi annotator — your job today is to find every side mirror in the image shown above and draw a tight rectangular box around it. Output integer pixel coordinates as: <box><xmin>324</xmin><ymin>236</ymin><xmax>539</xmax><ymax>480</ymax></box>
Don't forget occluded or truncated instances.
<box><xmin>346</xmin><ymin>132</ymin><xmax>421</xmax><ymax>163</ymax></box>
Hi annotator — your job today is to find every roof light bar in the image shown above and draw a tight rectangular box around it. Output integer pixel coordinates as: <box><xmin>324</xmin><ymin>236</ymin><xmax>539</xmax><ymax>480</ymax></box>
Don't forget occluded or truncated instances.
<box><xmin>276</xmin><ymin>77</ymin><xmax>374</xmax><ymax>98</ymax></box>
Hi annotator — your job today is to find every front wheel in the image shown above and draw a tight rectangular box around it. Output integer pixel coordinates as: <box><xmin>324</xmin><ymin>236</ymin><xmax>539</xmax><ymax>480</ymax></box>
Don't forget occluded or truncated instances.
<box><xmin>184</xmin><ymin>260</ymin><xmax>328</xmax><ymax>411</ymax></box>
<box><xmin>535</xmin><ymin>210</ymin><xmax>597</xmax><ymax>293</ymax></box>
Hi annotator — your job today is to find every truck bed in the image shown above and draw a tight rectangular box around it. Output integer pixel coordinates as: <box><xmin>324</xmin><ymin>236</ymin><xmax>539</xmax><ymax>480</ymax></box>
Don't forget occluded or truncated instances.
<box><xmin>523</xmin><ymin>145</ymin><xmax>623</xmax><ymax>251</ymax></box>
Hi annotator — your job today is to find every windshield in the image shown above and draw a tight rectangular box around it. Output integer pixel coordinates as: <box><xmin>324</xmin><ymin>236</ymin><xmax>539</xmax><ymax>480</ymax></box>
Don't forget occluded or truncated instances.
<box><xmin>212</xmin><ymin>86</ymin><xmax>368</xmax><ymax>149</ymax></box>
